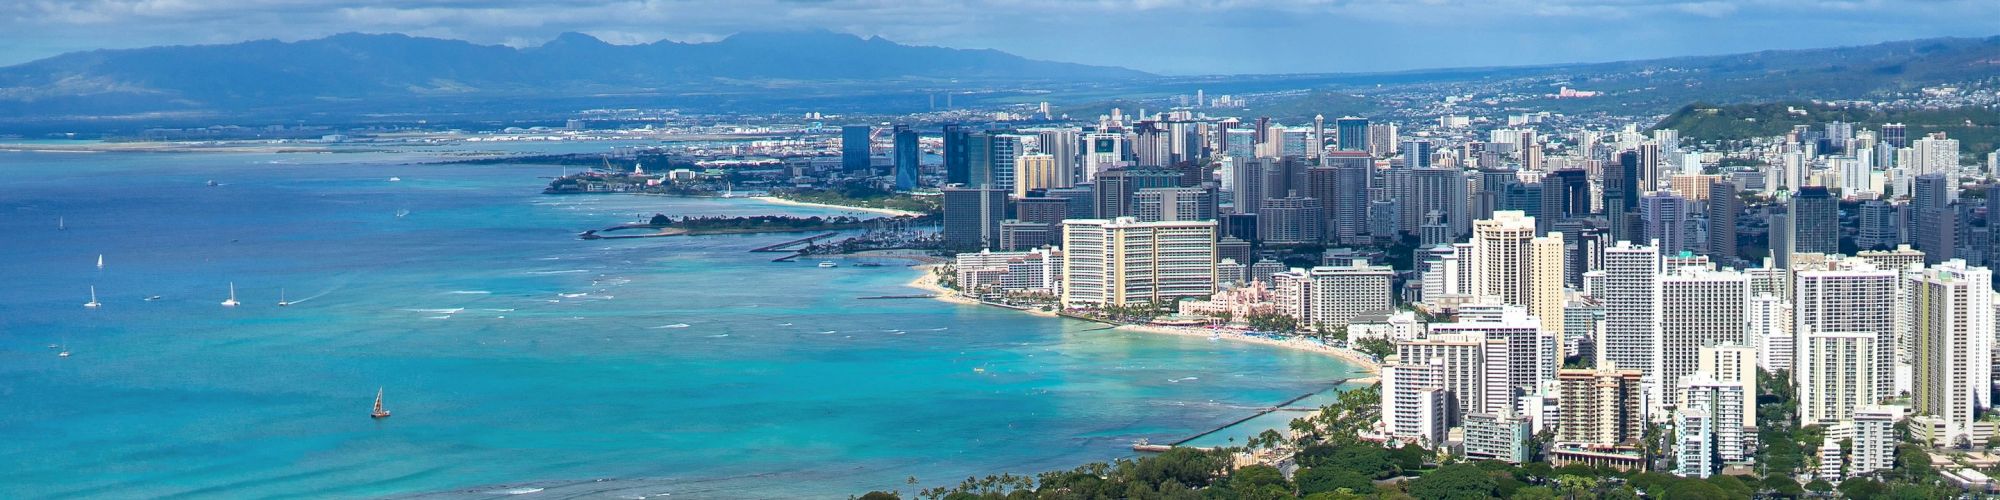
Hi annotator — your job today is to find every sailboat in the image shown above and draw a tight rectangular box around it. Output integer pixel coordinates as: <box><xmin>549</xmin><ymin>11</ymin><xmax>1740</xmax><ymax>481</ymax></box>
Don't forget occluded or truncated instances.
<box><xmin>371</xmin><ymin>388</ymin><xmax>392</xmax><ymax>419</ymax></box>
<box><xmin>221</xmin><ymin>282</ymin><xmax>240</xmax><ymax>307</ymax></box>
<box><xmin>96</xmin><ymin>254</ymin><xmax>104</xmax><ymax>270</ymax></box>
<box><xmin>277</xmin><ymin>288</ymin><xmax>290</xmax><ymax>307</ymax></box>
<box><xmin>84</xmin><ymin>286</ymin><xmax>101</xmax><ymax>308</ymax></box>
<box><xmin>721</xmin><ymin>181</ymin><xmax>736</xmax><ymax>198</ymax></box>
<box><xmin>395</xmin><ymin>209</ymin><xmax>410</xmax><ymax>219</ymax></box>
<box><xmin>57</xmin><ymin>217</ymin><xmax>66</xmax><ymax>231</ymax></box>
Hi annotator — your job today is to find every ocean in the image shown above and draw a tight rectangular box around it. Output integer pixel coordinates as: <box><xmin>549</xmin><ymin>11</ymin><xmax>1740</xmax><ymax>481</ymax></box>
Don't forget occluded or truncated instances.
<box><xmin>0</xmin><ymin>145</ymin><xmax>1363</xmax><ymax>498</ymax></box>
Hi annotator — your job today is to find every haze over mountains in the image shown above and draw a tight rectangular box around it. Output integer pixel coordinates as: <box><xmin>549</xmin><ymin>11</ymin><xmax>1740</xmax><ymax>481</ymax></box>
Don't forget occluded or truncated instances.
<box><xmin>0</xmin><ymin>30</ymin><xmax>1996</xmax><ymax>128</ymax></box>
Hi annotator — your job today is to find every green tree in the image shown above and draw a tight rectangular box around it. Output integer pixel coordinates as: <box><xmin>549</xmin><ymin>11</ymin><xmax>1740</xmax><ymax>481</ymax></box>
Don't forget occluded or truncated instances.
<box><xmin>1405</xmin><ymin>463</ymin><xmax>1498</xmax><ymax>500</ymax></box>
<box><xmin>1705</xmin><ymin>475</ymin><xmax>1753</xmax><ymax>499</ymax></box>
<box><xmin>1229</xmin><ymin>464</ymin><xmax>1290</xmax><ymax>493</ymax></box>
<box><xmin>1837</xmin><ymin>478</ymin><xmax>1889</xmax><ymax>500</ymax></box>
<box><xmin>1804</xmin><ymin>479</ymin><xmax>1833</xmax><ymax>496</ymax></box>
<box><xmin>1762</xmin><ymin>474</ymin><xmax>1804</xmax><ymax>498</ymax></box>
<box><xmin>856</xmin><ymin>491</ymin><xmax>899</xmax><ymax>500</ymax></box>
<box><xmin>1355</xmin><ymin>337</ymin><xmax>1395</xmax><ymax>360</ymax></box>
<box><xmin>1662</xmin><ymin>480</ymin><xmax>1730</xmax><ymax>500</ymax></box>
<box><xmin>1296</xmin><ymin>467</ymin><xmax>1375</xmax><ymax>495</ymax></box>
<box><xmin>1510</xmin><ymin>486</ymin><xmax>1559</xmax><ymax>500</ymax></box>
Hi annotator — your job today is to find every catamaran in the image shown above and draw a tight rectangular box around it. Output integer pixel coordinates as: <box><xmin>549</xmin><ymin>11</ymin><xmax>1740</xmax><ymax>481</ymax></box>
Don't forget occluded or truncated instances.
<box><xmin>371</xmin><ymin>388</ymin><xmax>392</xmax><ymax>419</ymax></box>
<box><xmin>221</xmin><ymin>282</ymin><xmax>240</xmax><ymax>307</ymax></box>
<box><xmin>84</xmin><ymin>286</ymin><xmax>101</xmax><ymax>308</ymax></box>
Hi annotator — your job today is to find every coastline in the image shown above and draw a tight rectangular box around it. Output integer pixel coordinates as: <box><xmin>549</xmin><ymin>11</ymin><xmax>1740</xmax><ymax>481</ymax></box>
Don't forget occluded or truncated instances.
<box><xmin>903</xmin><ymin>264</ymin><xmax>1379</xmax><ymax>377</ymax></box>
<box><xmin>749</xmin><ymin>196</ymin><xmax>924</xmax><ymax>217</ymax></box>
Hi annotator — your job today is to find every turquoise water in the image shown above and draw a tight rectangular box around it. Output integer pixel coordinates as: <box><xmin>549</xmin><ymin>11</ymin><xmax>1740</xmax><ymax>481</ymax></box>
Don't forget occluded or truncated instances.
<box><xmin>0</xmin><ymin>147</ymin><xmax>1364</xmax><ymax>498</ymax></box>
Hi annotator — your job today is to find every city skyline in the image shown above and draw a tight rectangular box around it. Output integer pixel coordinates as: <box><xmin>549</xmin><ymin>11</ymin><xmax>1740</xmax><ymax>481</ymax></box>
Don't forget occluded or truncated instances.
<box><xmin>4</xmin><ymin>0</ymin><xmax>1997</xmax><ymax>74</ymax></box>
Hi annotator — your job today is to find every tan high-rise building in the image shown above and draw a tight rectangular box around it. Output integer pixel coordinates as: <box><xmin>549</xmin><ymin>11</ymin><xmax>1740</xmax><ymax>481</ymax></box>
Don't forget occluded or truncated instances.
<box><xmin>1060</xmin><ymin>217</ymin><xmax>1216</xmax><ymax>308</ymax></box>
<box><xmin>1012</xmin><ymin>153</ymin><xmax>1064</xmax><ymax>198</ymax></box>
<box><xmin>1798</xmin><ymin>330</ymin><xmax>1878</xmax><ymax>426</ymax></box>
<box><xmin>1469</xmin><ymin>211</ymin><xmax>1568</xmax><ymax>338</ymax></box>
<box><xmin>1556</xmin><ymin>366</ymin><xmax>1644</xmax><ymax>447</ymax></box>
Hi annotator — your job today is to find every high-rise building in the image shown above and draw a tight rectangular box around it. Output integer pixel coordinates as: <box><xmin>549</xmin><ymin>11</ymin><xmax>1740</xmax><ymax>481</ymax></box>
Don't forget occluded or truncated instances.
<box><xmin>1012</xmin><ymin>153</ymin><xmax>1065</xmax><ymax>197</ymax></box>
<box><xmin>1791</xmin><ymin>186</ymin><xmax>1838</xmax><ymax>255</ymax></box>
<box><xmin>942</xmin><ymin>124</ymin><xmax>971</xmax><ymax>185</ymax></box>
<box><xmin>942</xmin><ymin>186</ymin><xmax>1007</xmax><ymax>251</ymax></box>
<box><xmin>1231</xmin><ymin>156</ymin><xmax>1269</xmax><ymax>214</ymax></box>
<box><xmin>1430</xmin><ymin>307</ymin><xmax>1558</xmax><ymax>413</ymax></box>
<box><xmin>1656</xmin><ymin>269</ymin><xmax>1749</xmax><ymax>406</ymax></box>
<box><xmin>1881</xmin><ymin>123</ymin><xmax>1908</xmax><ymax>149</ymax></box>
<box><xmin>1749</xmin><ymin>294</ymin><xmax>1792</xmax><ymax>372</ymax></box>
<box><xmin>1367</xmin><ymin>123</ymin><xmax>1398</xmax><ymax>157</ymax></box>
<box><xmin>842</xmin><ymin>125</ymin><xmax>872</xmax><ymax>172</ymax></box>
<box><xmin>1849</xmin><ymin>405</ymin><xmax>1903</xmax><ymax>475</ymax></box>
<box><xmin>1856</xmin><ymin>200</ymin><xmax>1899</xmax><ymax>252</ymax></box>
<box><xmin>1707</xmin><ymin>180</ymin><xmax>1740</xmax><ymax>263</ymax></box>
<box><xmin>1556</xmin><ymin>366</ymin><xmax>1644</xmax><ymax>447</ymax></box>
<box><xmin>1060</xmin><ymin>218</ymin><xmax>1217</xmax><ymax>308</ymax></box>
<box><xmin>1599</xmin><ymin>242</ymin><xmax>1661</xmax><ymax>385</ymax></box>
<box><xmin>1469</xmin><ymin>211</ymin><xmax>1568</xmax><ymax>335</ymax></box>
<box><xmin>1795</xmin><ymin>260</ymin><xmax>1898</xmax><ymax>398</ymax></box>
<box><xmin>1912</xmin><ymin>173</ymin><xmax>1956</xmax><ymax>264</ymax></box>
<box><xmin>1409</xmin><ymin>167</ymin><xmax>1470</xmax><ymax>238</ymax></box>
<box><xmin>1912</xmin><ymin>133</ymin><xmax>1961</xmax><ymax>176</ymax></box>
<box><xmin>1798</xmin><ymin>330</ymin><xmax>1877</xmax><ymax>426</ymax></box>
<box><xmin>892</xmin><ymin>125</ymin><xmax>919</xmax><ymax>190</ymax></box>
<box><xmin>1082</xmin><ymin>132</ymin><xmax>1124</xmax><ymax>182</ymax></box>
<box><xmin>1257</xmin><ymin>192</ymin><xmax>1324</xmax><ymax>245</ymax></box>
<box><xmin>1402</xmin><ymin>140</ymin><xmax>1434</xmax><ymax>169</ymax></box>
<box><xmin>1306</xmin><ymin>264</ymin><xmax>1394</xmax><ymax>330</ymax></box>
<box><xmin>1092</xmin><ymin>167</ymin><xmax>1182</xmax><ymax>219</ymax></box>
<box><xmin>1674</xmin><ymin>407</ymin><xmax>1717</xmax><ymax>478</ymax></box>
<box><xmin>1642</xmin><ymin>192</ymin><xmax>1693</xmax><ymax>255</ymax></box>
<box><xmin>1539</xmin><ymin>169</ymin><xmax>1591</xmax><ymax>234</ymax></box>
<box><xmin>1463</xmin><ymin>412</ymin><xmax>1533</xmax><ymax>464</ymax></box>
<box><xmin>1336</xmin><ymin>116</ymin><xmax>1370</xmax><ymax>151</ymax></box>
<box><xmin>1910</xmin><ymin>260</ymin><xmax>1994</xmax><ymax>445</ymax></box>
<box><xmin>1033</xmin><ymin>128</ymin><xmax>1081</xmax><ymax>184</ymax></box>
<box><xmin>1398</xmin><ymin>333</ymin><xmax>1497</xmax><ymax>423</ymax></box>
<box><xmin>1320</xmin><ymin>151</ymin><xmax>1374</xmax><ymax>244</ymax></box>
<box><xmin>1381</xmin><ymin>359</ymin><xmax>1450</xmax><ymax>446</ymax></box>
<box><xmin>1131</xmin><ymin>187</ymin><xmax>1216</xmax><ymax>223</ymax></box>
<box><xmin>1605</xmin><ymin>151</ymin><xmax>1643</xmax><ymax>243</ymax></box>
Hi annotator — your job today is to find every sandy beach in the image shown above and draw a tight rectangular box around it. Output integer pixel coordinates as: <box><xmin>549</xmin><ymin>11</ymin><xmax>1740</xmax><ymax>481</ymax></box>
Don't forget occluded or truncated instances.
<box><xmin>905</xmin><ymin>265</ymin><xmax>1380</xmax><ymax>376</ymax></box>
<box><xmin>750</xmin><ymin>196</ymin><xmax>924</xmax><ymax>217</ymax></box>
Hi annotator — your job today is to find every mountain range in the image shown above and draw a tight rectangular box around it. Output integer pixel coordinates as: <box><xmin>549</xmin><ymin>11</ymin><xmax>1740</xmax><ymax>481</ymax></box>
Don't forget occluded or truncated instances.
<box><xmin>0</xmin><ymin>30</ymin><xmax>1147</xmax><ymax>117</ymax></box>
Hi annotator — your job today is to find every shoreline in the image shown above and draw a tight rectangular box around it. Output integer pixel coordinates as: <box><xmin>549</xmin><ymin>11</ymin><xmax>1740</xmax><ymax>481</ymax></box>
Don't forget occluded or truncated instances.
<box><xmin>903</xmin><ymin>264</ymin><xmax>1379</xmax><ymax>377</ymax></box>
<box><xmin>749</xmin><ymin>196</ymin><xmax>924</xmax><ymax>217</ymax></box>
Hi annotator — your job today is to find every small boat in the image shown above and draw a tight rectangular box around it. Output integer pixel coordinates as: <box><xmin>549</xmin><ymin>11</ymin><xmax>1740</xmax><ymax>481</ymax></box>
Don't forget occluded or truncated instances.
<box><xmin>388</xmin><ymin>177</ymin><xmax>402</xmax><ymax>182</ymax></box>
<box><xmin>371</xmin><ymin>388</ymin><xmax>392</xmax><ymax>419</ymax></box>
<box><xmin>277</xmin><ymin>288</ymin><xmax>290</xmax><ymax>307</ymax></box>
<box><xmin>206</xmin><ymin>180</ymin><xmax>219</xmax><ymax>187</ymax></box>
<box><xmin>96</xmin><ymin>254</ymin><xmax>104</xmax><ymax>270</ymax></box>
<box><xmin>46</xmin><ymin>344</ymin><xmax>58</xmax><ymax>349</ymax></box>
<box><xmin>221</xmin><ymin>282</ymin><xmax>239</xmax><ymax>307</ymax></box>
<box><xmin>395</xmin><ymin>209</ymin><xmax>410</xmax><ymax>219</ymax></box>
<box><xmin>818</xmin><ymin>261</ymin><xmax>838</xmax><ymax>268</ymax></box>
<box><xmin>144</xmin><ymin>295</ymin><xmax>162</xmax><ymax>301</ymax></box>
<box><xmin>84</xmin><ymin>286</ymin><xmax>101</xmax><ymax>308</ymax></box>
<box><xmin>58</xmin><ymin>349</ymin><xmax>70</xmax><ymax>358</ymax></box>
<box><xmin>57</xmin><ymin>217</ymin><xmax>65</xmax><ymax>230</ymax></box>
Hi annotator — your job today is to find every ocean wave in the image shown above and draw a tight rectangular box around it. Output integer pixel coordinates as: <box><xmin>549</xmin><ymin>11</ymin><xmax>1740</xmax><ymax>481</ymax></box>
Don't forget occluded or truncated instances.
<box><xmin>403</xmin><ymin>308</ymin><xmax>465</xmax><ymax>314</ymax></box>
<box><xmin>650</xmin><ymin>323</ymin><xmax>691</xmax><ymax>329</ymax></box>
<box><xmin>529</xmin><ymin>269</ymin><xmax>591</xmax><ymax>275</ymax></box>
<box><xmin>448</xmin><ymin>290</ymin><xmax>492</xmax><ymax>295</ymax></box>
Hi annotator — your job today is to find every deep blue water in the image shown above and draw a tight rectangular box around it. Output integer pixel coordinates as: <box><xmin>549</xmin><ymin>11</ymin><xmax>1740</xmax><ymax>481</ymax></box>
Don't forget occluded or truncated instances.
<box><xmin>0</xmin><ymin>146</ymin><xmax>1363</xmax><ymax>498</ymax></box>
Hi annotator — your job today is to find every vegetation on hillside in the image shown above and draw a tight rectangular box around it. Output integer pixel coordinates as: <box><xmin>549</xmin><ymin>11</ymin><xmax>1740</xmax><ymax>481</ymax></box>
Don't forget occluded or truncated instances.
<box><xmin>1653</xmin><ymin>102</ymin><xmax>1999</xmax><ymax>159</ymax></box>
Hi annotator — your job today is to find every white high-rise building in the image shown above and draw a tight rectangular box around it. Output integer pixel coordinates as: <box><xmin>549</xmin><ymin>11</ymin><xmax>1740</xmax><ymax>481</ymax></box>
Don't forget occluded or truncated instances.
<box><xmin>1429</xmin><ymin>305</ymin><xmax>1558</xmax><ymax>414</ymax></box>
<box><xmin>1798</xmin><ymin>330</ymin><xmax>1878</xmax><ymax>426</ymax></box>
<box><xmin>1849</xmin><ymin>405</ymin><xmax>1904</xmax><ymax>475</ymax></box>
<box><xmin>1397</xmin><ymin>333</ymin><xmax>1497</xmax><ymax>423</ymax></box>
<box><xmin>1680</xmin><ymin>373</ymin><xmax>1753</xmax><ymax>463</ymax></box>
<box><xmin>1270</xmin><ymin>269</ymin><xmax>1310</xmax><ymax>325</ymax></box>
<box><xmin>1380</xmin><ymin>358</ymin><xmax>1450</xmax><ymax>446</ymax></box>
<box><xmin>1795</xmin><ymin>259</ymin><xmax>1899</xmax><ymax>397</ymax></box>
<box><xmin>1748</xmin><ymin>294</ymin><xmax>1794</xmax><ymax>372</ymax></box>
<box><xmin>1656</xmin><ymin>268</ymin><xmax>1750</xmax><ymax>408</ymax></box>
<box><xmin>1912</xmin><ymin>134</ymin><xmax>1960</xmax><ymax>176</ymax></box>
<box><xmin>1060</xmin><ymin>218</ymin><xmax>1216</xmax><ymax>308</ymax></box>
<box><xmin>1698</xmin><ymin>344</ymin><xmax>1758</xmax><ymax>391</ymax></box>
<box><xmin>1468</xmin><ymin>211</ymin><xmax>1568</xmax><ymax>336</ymax></box>
<box><xmin>1910</xmin><ymin>260</ymin><xmax>1994</xmax><ymax>446</ymax></box>
<box><xmin>1599</xmin><ymin>242</ymin><xmax>1662</xmax><ymax>393</ymax></box>
<box><xmin>1307</xmin><ymin>264</ymin><xmax>1394</xmax><ymax>330</ymax></box>
<box><xmin>1674</xmin><ymin>408</ymin><xmax>1716</xmax><ymax>478</ymax></box>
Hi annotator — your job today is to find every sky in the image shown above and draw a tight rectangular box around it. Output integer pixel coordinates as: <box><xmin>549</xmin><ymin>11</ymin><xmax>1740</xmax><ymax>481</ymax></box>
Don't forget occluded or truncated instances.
<box><xmin>3</xmin><ymin>0</ymin><xmax>1998</xmax><ymax>75</ymax></box>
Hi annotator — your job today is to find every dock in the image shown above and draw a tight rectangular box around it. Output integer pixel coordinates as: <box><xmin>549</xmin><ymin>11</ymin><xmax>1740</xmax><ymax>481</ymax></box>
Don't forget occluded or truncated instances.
<box><xmin>749</xmin><ymin>232</ymin><xmax>840</xmax><ymax>262</ymax></box>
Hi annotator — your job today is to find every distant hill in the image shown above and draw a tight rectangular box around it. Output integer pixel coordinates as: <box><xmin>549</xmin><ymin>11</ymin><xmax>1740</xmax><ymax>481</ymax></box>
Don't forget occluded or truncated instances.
<box><xmin>1655</xmin><ymin>102</ymin><xmax>1999</xmax><ymax>159</ymax></box>
<box><xmin>0</xmin><ymin>30</ymin><xmax>1149</xmax><ymax>117</ymax></box>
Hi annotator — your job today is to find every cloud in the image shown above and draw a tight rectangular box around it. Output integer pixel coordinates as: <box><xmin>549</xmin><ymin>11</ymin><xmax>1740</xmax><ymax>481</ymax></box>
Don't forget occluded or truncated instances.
<box><xmin>0</xmin><ymin>0</ymin><xmax>1993</xmax><ymax>73</ymax></box>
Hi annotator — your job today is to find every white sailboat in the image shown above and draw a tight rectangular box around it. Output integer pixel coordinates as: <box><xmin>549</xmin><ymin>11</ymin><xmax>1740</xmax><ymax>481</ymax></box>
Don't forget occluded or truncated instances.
<box><xmin>84</xmin><ymin>286</ymin><xmax>101</xmax><ymax>308</ymax></box>
<box><xmin>371</xmin><ymin>388</ymin><xmax>392</xmax><ymax>419</ymax></box>
<box><xmin>277</xmin><ymin>288</ymin><xmax>290</xmax><ymax>307</ymax></box>
<box><xmin>721</xmin><ymin>182</ymin><xmax>736</xmax><ymax>198</ymax></box>
<box><xmin>57</xmin><ymin>217</ymin><xmax>66</xmax><ymax>231</ymax></box>
<box><xmin>221</xmin><ymin>282</ymin><xmax>240</xmax><ymax>307</ymax></box>
<box><xmin>96</xmin><ymin>254</ymin><xmax>104</xmax><ymax>270</ymax></box>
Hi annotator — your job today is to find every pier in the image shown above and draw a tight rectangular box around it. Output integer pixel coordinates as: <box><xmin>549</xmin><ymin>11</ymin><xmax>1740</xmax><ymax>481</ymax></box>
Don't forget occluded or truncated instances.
<box><xmin>749</xmin><ymin>232</ymin><xmax>840</xmax><ymax>262</ymax></box>
<box><xmin>1131</xmin><ymin>386</ymin><xmax>1347</xmax><ymax>453</ymax></box>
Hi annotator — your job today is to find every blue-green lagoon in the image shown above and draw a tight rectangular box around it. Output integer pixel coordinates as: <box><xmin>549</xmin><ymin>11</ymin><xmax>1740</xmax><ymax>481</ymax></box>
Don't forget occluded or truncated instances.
<box><xmin>0</xmin><ymin>146</ymin><xmax>1364</xmax><ymax>498</ymax></box>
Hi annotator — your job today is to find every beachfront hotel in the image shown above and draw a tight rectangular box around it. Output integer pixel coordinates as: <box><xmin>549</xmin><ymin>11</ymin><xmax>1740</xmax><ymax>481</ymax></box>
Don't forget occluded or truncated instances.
<box><xmin>1059</xmin><ymin>217</ymin><xmax>1216</xmax><ymax>308</ymax></box>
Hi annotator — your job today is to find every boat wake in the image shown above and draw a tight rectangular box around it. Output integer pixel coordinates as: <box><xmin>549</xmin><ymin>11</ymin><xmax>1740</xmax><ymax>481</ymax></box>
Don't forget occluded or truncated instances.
<box><xmin>528</xmin><ymin>269</ymin><xmax>591</xmax><ymax>275</ymax></box>
<box><xmin>650</xmin><ymin>323</ymin><xmax>691</xmax><ymax>329</ymax></box>
<box><xmin>449</xmin><ymin>290</ymin><xmax>492</xmax><ymax>295</ymax></box>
